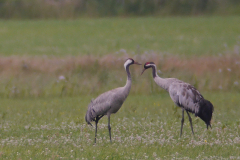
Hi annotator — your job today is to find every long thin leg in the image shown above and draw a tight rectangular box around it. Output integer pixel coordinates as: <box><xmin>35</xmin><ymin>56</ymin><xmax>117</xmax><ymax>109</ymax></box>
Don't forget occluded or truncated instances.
<box><xmin>180</xmin><ymin>108</ymin><xmax>184</xmax><ymax>137</ymax></box>
<box><xmin>98</xmin><ymin>115</ymin><xmax>104</xmax><ymax>120</ymax></box>
<box><xmin>186</xmin><ymin>111</ymin><xmax>194</xmax><ymax>136</ymax></box>
<box><xmin>94</xmin><ymin>115</ymin><xmax>104</xmax><ymax>144</ymax></box>
<box><xmin>207</xmin><ymin>124</ymin><xmax>212</xmax><ymax>129</ymax></box>
<box><xmin>107</xmin><ymin>113</ymin><xmax>112</xmax><ymax>142</ymax></box>
<box><xmin>94</xmin><ymin>117</ymin><xmax>99</xmax><ymax>144</ymax></box>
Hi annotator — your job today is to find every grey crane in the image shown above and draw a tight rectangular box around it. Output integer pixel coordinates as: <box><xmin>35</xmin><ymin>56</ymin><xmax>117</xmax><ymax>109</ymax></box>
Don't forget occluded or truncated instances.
<box><xmin>141</xmin><ymin>62</ymin><xmax>214</xmax><ymax>137</ymax></box>
<box><xmin>85</xmin><ymin>58</ymin><xmax>141</xmax><ymax>143</ymax></box>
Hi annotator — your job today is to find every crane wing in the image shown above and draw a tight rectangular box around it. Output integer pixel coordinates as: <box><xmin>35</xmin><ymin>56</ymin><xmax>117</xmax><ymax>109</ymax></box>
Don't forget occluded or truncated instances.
<box><xmin>169</xmin><ymin>82</ymin><xmax>203</xmax><ymax>114</ymax></box>
<box><xmin>85</xmin><ymin>88</ymin><xmax>122</xmax><ymax>124</ymax></box>
<box><xmin>91</xmin><ymin>90</ymin><xmax>116</xmax><ymax>115</ymax></box>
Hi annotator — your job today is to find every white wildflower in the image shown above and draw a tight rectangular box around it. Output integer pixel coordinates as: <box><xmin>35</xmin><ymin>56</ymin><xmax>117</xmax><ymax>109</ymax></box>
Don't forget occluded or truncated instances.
<box><xmin>153</xmin><ymin>152</ymin><xmax>157</xmax><ymax>157</ymax></box>
<box><xmin>58</xmin><ymin>75</ymin><xmax>66</xmax><ymax>80</ymax></box>
<box><xmin>24</xmin><ymin>125</ymin><xmax>30</xmax><ymax>129</ymax></box>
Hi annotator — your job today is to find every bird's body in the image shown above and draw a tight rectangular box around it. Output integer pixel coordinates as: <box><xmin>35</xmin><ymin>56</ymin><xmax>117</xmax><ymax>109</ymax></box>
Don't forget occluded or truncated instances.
<box><xmin>142</xmin><ymin>62</ymin><xmax>214</xmax><ymax>136</ymax></box>
<box><xmin>155</xmin><ymin>77</ymin><xmax>202</xmax><ymax>114</ymax></box>
<box><xmin>85</xmin><ymin>82</ymin><xmax>131</xmax><ymax>124</ymax></box>
<box><xmin>85</xmin><ymin>58</ymin><xmax>141</xmax><ymax>143</ymax></box>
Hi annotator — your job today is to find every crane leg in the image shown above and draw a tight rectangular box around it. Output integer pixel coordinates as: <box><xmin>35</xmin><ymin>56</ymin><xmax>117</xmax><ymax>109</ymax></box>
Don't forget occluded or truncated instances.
<box><xmin>207</xmin><ymin>124</ymin><xmax>212</xmax><ymax>129</ymax></box>
<box><xmin>186</xmin><ymin>111</ymin><xmax>194</xmax><ymax>136</ymax></box>
<box><xmin>180</xmin><ymin>108</ymin><xmax>184</xmax><ymax>137</ymax></box>
<box><xmin>94</xmin><ymin>121</ymin><xmax>98</xmax><ymax>143</ymax></box>
<box><xmin>107</xmin><ymin>113</ymin><xmax>112</xmax><ymax>143</ymax></box>
<box><xmin>94</xmin><ymin>115</ymin><xmax>104</xmax><ymax>143</ymax></box>
<box><xmin>94</xmin><ymin>119</ymin><xmax>98</xmax><ymax>143</ymax></box>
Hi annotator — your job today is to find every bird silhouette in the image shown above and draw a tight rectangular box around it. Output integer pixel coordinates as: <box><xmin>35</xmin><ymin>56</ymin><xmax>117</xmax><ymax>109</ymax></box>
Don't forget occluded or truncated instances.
<box><xmin>141</xmin><ymin>62</ymin><xmax>214</xmax><ymax>137</ymax></box>
<box><xmin>85</xmin><ymin>58</ymin><xmax>141</xmax><ymax>143</ymax></box>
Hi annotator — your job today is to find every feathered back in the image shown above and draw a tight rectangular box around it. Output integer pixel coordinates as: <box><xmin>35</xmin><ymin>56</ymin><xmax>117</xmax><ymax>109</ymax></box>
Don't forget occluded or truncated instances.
<box><xmin>197</xmin><ymin>99</ymin><xmax>214</xmax><ymax>127</ymax></box>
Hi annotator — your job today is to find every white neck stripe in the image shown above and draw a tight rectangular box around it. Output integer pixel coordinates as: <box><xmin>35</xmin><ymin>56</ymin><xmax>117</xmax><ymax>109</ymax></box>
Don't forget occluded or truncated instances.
<box><xmin>146</xmin><ymin>64</ymin><xmax>155</xmax><ymax>67</ymax></box>
<box><xmin>124</xmin><ymin>59</ymin><xmax>133</xmax><ymax>70</ymax></box>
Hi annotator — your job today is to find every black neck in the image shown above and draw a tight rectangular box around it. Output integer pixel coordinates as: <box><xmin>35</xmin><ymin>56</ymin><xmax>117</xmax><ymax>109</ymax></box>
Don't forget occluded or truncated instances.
<box><xmin>126</xmin><ymin>65</ymin><xmax>131</xmax><ymax>80</ymax></box>
<box><xmin>152</xmin><ymin>66</ymin><xmax>157</xmax><ymax>78</ymax></box>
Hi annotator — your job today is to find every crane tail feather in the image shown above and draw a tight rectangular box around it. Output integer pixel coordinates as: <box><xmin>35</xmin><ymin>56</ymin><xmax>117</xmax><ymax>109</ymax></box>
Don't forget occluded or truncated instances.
<box><xmin>197</xmin><ymin>99</ymin><xmax>214</xmax><ymax>127</ymax></box>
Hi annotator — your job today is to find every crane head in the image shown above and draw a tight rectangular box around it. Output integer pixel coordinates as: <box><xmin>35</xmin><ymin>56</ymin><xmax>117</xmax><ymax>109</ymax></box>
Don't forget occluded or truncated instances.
<box><xmin>141</xmin><ymin>62</ymin><xmax>155</xmax><ymax>75</ymax></box>
<box><xmin>124</xmin><ymin>58</ymin><xmax>141</xmax><ymax>69</ymax></box>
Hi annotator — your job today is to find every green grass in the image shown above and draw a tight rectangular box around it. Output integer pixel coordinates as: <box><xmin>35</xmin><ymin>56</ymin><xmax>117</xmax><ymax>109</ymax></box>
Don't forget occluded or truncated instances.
<box><xmin>0</xmin><ymin>92</ymin><xmax>240</xmax><ymax>159</ymax></box>
<box><xmin>0</xmin><ymin>16</ymin><xmax>240</xmax><ymax>56</ymax></box>
<box><xmin>0</xmin><ymin>16</ymin><xmax>239</xmax><ymax>159</ymax></box>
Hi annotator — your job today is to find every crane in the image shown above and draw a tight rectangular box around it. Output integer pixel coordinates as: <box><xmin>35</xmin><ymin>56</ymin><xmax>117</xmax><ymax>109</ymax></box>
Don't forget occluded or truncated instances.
<box><xmin>85</xmin><ymin>58</ymin><xmax>141</xmax><ymax>143</ymax></box>
<box><xmin>141</xmin><ymin>62</ymin><xmax>214</xmax><ymax>137</ymax></box>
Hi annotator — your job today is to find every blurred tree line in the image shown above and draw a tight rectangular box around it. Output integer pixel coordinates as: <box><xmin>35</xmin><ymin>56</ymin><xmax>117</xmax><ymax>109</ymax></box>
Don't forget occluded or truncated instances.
<box><xmin>0</xmin><ymin>0</ymin><xmax>239</xmax><ymax>18</ymax></box>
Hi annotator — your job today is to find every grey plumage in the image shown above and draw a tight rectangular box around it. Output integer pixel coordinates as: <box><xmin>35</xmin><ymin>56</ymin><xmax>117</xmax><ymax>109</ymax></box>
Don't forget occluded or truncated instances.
<box><xmin>85</xmin><ymin>58</ymin><xmax>141</xmax><ymax>143</ymax></box>
<box><xmin>85</xmin><ymin>86</ymin><xmax>130</xmax><ymax>125</ymax></box>
<box><xmin>142</xmin><ymin>62</ymin><xmax>214</xmax><ymax>137</ymax></box>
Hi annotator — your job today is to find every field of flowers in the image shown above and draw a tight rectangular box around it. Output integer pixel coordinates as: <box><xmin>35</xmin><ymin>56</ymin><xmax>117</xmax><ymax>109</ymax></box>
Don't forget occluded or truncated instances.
<box><xmin>0</xmin><ymin>16</ymin><xmax>239</xmax><ymax>159</ymax></box>
<box><xmin>0</xmin><ymin>92</ymin><xmax>240</xmax><ymax>159</ymax></box>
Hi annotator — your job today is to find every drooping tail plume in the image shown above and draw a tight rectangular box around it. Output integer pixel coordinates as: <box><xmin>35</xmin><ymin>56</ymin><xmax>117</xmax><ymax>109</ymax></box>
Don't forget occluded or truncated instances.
<box><xmin>197</xmin><ymin>99</ymin><xmax>214</xmax><ymax>129</ymax></box>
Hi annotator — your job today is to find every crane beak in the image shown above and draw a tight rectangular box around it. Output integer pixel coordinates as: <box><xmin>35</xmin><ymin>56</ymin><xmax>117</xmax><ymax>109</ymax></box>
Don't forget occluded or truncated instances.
<box><xmin>134</xmin><ymin>61</ymin><xmax>142</xmax><ymax>65</ymax></box>
<box><xmin>141</xmin><ymin>68</ymin><xmax>146</xmax><ymax>75</ymax></box>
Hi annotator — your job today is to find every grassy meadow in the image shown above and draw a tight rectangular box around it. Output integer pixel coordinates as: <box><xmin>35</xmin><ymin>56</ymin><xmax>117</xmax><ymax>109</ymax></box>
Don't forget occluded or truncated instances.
<box><xmin>0</xmin><ymin>16</ymin><xmax>240</xmax><ymax>56</ymax></box>
<box><xmin>0</xmin><ymin>16</ymin><xmax>240</xmax><ymax>159</ymax></box>
<box><xmin>0</xmin><ymin>93</ymin><xmax>240</xmax><ymax>159</ymax></box>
